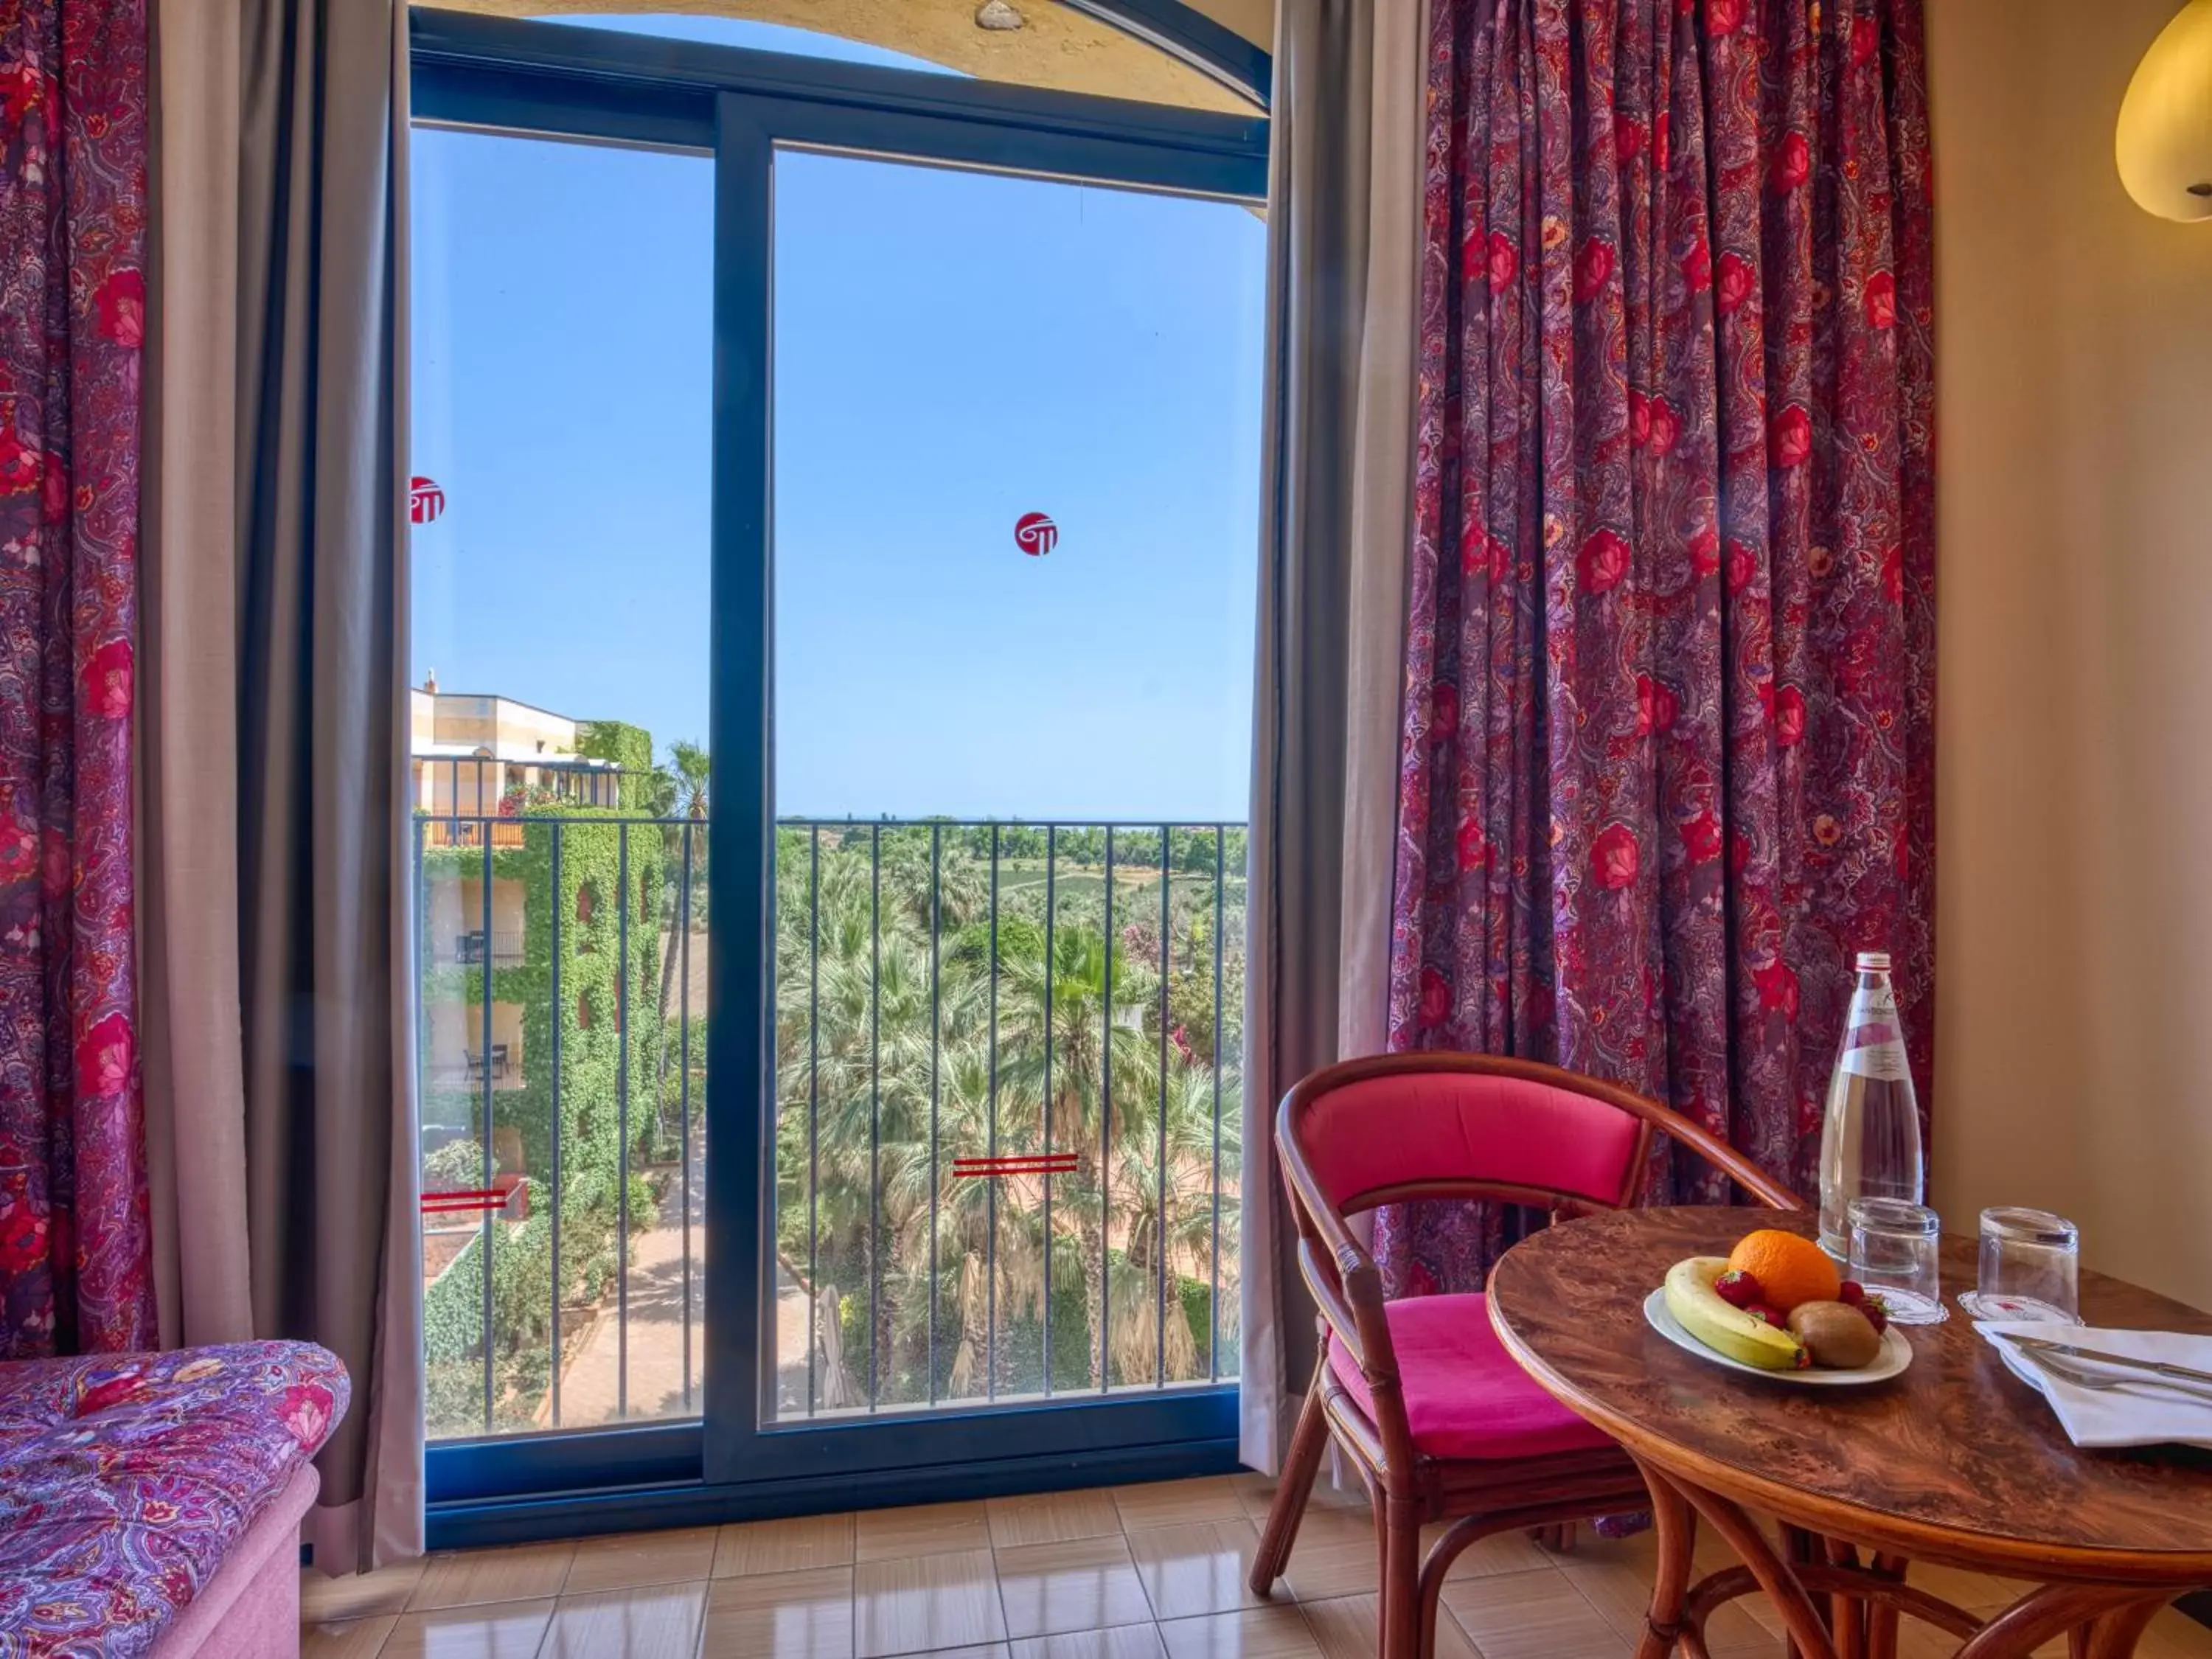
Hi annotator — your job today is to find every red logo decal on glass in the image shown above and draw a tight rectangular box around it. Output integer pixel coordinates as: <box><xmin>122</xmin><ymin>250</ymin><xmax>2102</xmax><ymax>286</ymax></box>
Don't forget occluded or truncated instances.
<box><xmin>952</xmin><ymin>1152</ymin><xmax>1079</xmax><ymax>1180</ymax></box>
<box><xmin>420</xmin><ymin>1187</ymin><xmax>511</xmax><ymax>1215</ymax></box>
<box><xmin>1014</xmin><ymin>511</ymin><xmax>1057</xmax><ymax>557</ymax></box>
<box><xmin>410</xmin><ymin>476</ymin><xmax>446</xmax><ymax>525</ymax></box>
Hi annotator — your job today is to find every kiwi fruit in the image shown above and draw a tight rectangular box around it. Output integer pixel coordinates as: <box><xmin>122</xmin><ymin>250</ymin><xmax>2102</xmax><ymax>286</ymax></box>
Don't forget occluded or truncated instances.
<box><xmin>1785</xmin><ymin>1300</ymin><xmax>1884</xmax><ymax>1369</ymax></box>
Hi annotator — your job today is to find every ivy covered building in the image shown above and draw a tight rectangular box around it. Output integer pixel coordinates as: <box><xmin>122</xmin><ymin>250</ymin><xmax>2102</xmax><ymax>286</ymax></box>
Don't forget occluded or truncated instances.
<box><xmin>411</xmin><ymin>687</ymin><xmax>682</xmax><ymax>1433</ymax></box>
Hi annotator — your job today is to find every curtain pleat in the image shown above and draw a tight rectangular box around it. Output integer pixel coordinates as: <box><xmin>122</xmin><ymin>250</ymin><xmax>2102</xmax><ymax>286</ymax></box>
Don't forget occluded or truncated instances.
<box><xmin>1381</xmin><ymin>0</ymin><xmax>1936</xmax><ymax>1294</ymax></box>
<box><xmin>0</xmin><ymin>0</ymin><xmax>157</xmax><ymax>1360</ymax></box>
<box><xmin>140</xmin><ymin>0</ymin><xmax>421</xmax><ymax>1570</ymax></box>
<box><xmin>1239</xmin><ymin>0</ymin><xmax>1427</xmax><ymax>1474</ymax></box>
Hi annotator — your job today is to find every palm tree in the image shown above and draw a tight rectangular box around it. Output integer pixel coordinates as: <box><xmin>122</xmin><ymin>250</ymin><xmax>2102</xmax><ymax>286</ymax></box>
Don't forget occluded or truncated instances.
<box><xmin>767</xmin><ymin>828</ymin><xmax>1243</xmax><ymax>1405</ymax></box>
<box><xmin>992</xmin><ymin>917</ymin><xmax>1165</xmax><ymax>1388</ymax></box>
<box><xmin>774</xmin><ymin>832</ymin><xmax>981</xmax><ymax>1404</ymax></box>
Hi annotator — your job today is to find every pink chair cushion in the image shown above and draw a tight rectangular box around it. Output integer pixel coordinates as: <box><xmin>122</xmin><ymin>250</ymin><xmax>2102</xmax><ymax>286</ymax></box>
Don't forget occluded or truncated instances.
<box><xmin>1326</xmin><ymin>1293</ymin><xmax>1615</xmax><ymax>1461</ymax></box>
<box><xmin>1298</xmin><ymin>1070</ymin><xmax>1641</xmax><ymax>1211</ymax></box>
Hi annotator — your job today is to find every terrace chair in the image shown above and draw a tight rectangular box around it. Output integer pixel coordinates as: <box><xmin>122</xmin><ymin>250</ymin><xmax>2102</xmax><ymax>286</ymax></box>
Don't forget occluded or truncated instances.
<box><xmin>1248</xmin><ymin>1051</ymin><xmax>1800</xmax><ymax>1659</ymax></box>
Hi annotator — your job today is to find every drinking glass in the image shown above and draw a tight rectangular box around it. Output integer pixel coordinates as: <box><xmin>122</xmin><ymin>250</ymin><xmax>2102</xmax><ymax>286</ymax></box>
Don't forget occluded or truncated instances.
<box><xmin>1848</xmin><ymin>1197</ymin><xmax>1947</xmax><ymax>1324</ymax></box>
<box><xmin>1956</xmin><ymin>1207</ymin><xmax>2080</xmax><ymax>1324</ymax></box>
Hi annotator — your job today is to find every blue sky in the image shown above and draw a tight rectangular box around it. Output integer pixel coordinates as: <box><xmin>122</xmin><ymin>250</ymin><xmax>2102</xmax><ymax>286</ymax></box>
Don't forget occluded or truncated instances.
<box><xmin>409</xmin><ymin>15</ymin><xmax>1265</xmax><ymax>820</ymax></box>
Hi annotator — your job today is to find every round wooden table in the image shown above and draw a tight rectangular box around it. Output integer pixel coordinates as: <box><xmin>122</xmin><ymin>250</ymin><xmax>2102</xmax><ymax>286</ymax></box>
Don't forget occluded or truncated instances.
<box><xmin>1488</xmin><ymin>1206</ymin><xmax>2212</xmax><ymax>1659</ymax></box>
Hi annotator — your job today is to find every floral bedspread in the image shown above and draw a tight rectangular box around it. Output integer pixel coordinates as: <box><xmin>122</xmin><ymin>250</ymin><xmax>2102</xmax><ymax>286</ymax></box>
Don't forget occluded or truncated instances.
<box><xmin>0</xmin><ymin>1341</ymin><xmax>348</xmax><ymax>1658</ymax></box>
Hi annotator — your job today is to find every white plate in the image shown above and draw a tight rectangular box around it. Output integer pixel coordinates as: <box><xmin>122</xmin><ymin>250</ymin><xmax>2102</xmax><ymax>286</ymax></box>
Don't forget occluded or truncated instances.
<box><xmin>1641</xmin><ymin>1287</ymin><xmax>1913</xmax><ymax>1385</ymax></box>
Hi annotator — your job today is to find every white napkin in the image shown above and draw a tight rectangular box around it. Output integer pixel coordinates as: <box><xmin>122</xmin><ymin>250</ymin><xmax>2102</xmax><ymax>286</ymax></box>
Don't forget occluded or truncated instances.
<box><xmin>1978</xmin><ymin>1321</ymin><xmax>2212</xmax><ymax>1450</ymax></box>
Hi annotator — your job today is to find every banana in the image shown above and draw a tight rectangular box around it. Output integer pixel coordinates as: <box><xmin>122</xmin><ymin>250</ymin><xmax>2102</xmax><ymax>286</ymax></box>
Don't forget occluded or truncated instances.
<box><xmin>1663</xmin><ymin>1256</ymin><xmax>1809</xmax><ymax>1371</ymax></box>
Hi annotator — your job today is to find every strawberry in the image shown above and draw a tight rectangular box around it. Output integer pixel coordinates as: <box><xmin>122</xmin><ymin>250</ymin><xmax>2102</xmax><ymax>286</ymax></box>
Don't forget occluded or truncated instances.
<box><xmin>1859</xmin><ymin>1295</ymin><xmax>1890</xmax><ymax>1335</ymax></box>
<box><xmin>1745</xmin><ymin>1303</ymin><xmax>1787</xmax><ymax>1327</ymax></box>
<box><xmin>1838</xmin><ymin>1280</ymin><xmax>1867</xmax><ymax>1307</ymax></box>
<box><xmin>1714</xmin><ymin>1269</ymin><xmax>1764</xmax><ymax>1310</ymax></box>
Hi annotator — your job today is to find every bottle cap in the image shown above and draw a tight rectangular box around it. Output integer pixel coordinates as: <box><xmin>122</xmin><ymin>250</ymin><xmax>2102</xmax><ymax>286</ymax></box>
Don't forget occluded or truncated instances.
<box><xmin>1854</xmin><ymin>950</ymin><xmax>1892</xmax><ymax>972</ymax></box>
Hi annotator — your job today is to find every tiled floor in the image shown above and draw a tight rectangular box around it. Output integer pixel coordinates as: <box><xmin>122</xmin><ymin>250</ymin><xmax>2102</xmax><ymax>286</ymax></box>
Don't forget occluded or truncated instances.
<box><xmin>302</xmin><ymin>1473</ymin><xmax>2212</xmax><ymax>1659</ymax></box>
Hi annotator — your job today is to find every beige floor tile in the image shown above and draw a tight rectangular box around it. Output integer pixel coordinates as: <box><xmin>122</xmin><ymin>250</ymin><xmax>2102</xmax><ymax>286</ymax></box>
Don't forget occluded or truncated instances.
<box><xmin>700</xmin><ymin>1565</ymin><xmax>856</xmax><ymax>1659</ymax></box>
<box><xmin>302</xmin><ymin>1615</ymin><xmax>397</xmax><ymax>1659</ymax></box>
<box><xmin>538</xmin><ymin>1583</ymin><xmax>706</xmax><ymax>1659</ymax></box>
<box><xmin>1561</xmin><ymin>1550</ymin><xmax>1768</xmax><ymax>1652</ymax></box>
<box><xmin>1561</xmin><ymin>1530</ymin><xmax>1658</xmax><ymax>1573</ymax></box>
<box><xmin>304</xmin><ymin>1560</ymin><xmax>428</xmax><ymax>1622</ymax></box>
<box><xmin>1317</xmin><ymin>1475</ymin><xmax>1372</xmax><ymax>1512</ymax></box>
<box><xmin>563</xmin><ymin>1525</ymin><xmax>720</xmax><ymax>1594</ymax></box>
<box><xmin>990</xmin><ymin>1489</ymin><xmax>1126</xmax><ymax>1549</ymax></box>
<box><xmin>716</xmin><ymin>1512</ymin><xmax>858</xmax><ymax>1576</ymax></box>
<box><xmin>1419</xmin><ymin>1522</ymin><xmax>1551</xmax><ymax>1581</ymax></box>
<box><xmin>1237</xmin><ymin>1471</ymin><xmax>1370</xmax><ymax>1528</ymax></box>
<box><xmin>1298</xmin><ymin>1593</ymin><xmax>1478</xmax><ymax>1659</ymax></box>
<box><xmin>2146</xmin><ymin>1607</ymin><xmax>2212</xmax><ymax>1659</ymax></box>
<box><xmin>998</xmin><ymin>1536</ymin><xmax>1155</xmax><ymax>1640</ymax></box>
<box><xmin>1731</xmin><ymin>1590</ymin><xmax>1791</xmax><ymax>1643</ymax></box>
<box><xmin>1668</xmin><ymin>1526</ymin><xmax>1794</xmax><ymax>1642</ymax></box>
<box><xmin>1009</xmin><ymin>1627</ymin><xmax>1171</xmax><ymax>1659</ymax></box>
<box><xmin>408</xmin><ymin>1543</ymin><xmax>578</xmax><ymax>1611</ymax></box>
<box><xmin>856</xmin><ymin>1500</ymin><xmax>995</xmax><ymax>1562</ymax></box>
<box><xmin>1689</xmin><ymin>1518</ymin><xmax>1786</xmax><ymax>1581</ymax></box>
<box><xmin>1689</xmin><ymin>1526</ymin><xmax>1735</xmax><ymax>1576</ymax></box>
<box><xmin>1441</xmin><ymin>1568</ymin><xmax>1632</xmax><ymax>1659</ymax></box>
<box><xmin>380</xmin><ymin>1599</ymin><xmax>557</xmax><ymax>1659</ymax></box>
<box><xmin>1113</xmin><ymin>1478</ymin><xmax>1251</xmax><ymax>1531</ymax></box>
<box><xmin>1127</xmin><ymin>1519</ymin><xmax>1270</xmax><ymax>1621</ymax></box>
<box><xmin>1275</xmin><ymin>1509</ymin><xmax>1380</xmax><ymax>1604</ymax></box>
<box><xmin>1897</xmin><ymin>1559</ymin><xmax>2029</xmax><ymax>1613</ymax></box>
<box><xmin>1158</xmin><ymin>1606</ymin><xmax>1323</xmax><ymax>1659</ymax></box>
<box><xmin>1895</xmin><ymin>1615</ymin><xmax>2065</xmax><ymax>1659</ymax></box>
<box><xmin>854</xmin><ymin>1546</ymin><xmax>1008</xmax><ymax>1658</ymax></box>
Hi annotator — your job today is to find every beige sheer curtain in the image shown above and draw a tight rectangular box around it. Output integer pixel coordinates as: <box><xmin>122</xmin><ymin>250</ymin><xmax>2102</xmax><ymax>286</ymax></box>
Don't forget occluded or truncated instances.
<box><xmin>140</xmin><ymin>0</ymin><xmax>422</xmax><ymax>1570</ymax></box>
<box><xmin>1238</xmin><ymin>0</ymin><xmax>1427</xmax><ymax>1473</ymax></box>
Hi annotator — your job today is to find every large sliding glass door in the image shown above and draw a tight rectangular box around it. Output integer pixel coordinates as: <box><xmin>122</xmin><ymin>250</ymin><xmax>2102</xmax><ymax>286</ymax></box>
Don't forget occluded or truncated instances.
<box><xmin>767</xmin><ymin>150</ymin><xmax>1259</xmax><ymax>1422</ymax></box>
<box><xmin>406</xmin><ymin>4</ymin><xmax>1267</xmax><ymax>1541</ymax></box>
<box><xmin>410</xmin><ymin>122</ymin><xmax>714</xmax><ymax>1446</ymax></box>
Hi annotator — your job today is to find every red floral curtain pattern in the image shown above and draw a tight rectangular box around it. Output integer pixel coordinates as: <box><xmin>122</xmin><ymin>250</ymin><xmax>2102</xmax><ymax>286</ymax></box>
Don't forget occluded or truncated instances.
<box><xmin>0</xmin><ymin>0</ymin><xmax>156</xmax><ymax>1355</ymax></box>
<box><xmin>1381</xmin><ymin>0</ymin><xmax>1933</xmax><ymax>1293</ymax></box>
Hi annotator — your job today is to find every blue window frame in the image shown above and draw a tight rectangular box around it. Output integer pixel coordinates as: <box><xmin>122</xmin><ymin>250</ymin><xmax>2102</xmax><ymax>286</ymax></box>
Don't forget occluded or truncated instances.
<box><xmin>411</xmin><ymin>4</ymin><xmax>1267</xmax><ymax>1548</ymax></box>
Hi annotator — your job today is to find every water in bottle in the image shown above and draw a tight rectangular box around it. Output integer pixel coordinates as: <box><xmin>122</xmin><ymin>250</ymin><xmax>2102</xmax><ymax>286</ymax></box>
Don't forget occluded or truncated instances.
<box><xmin>1817</xmin><ymin>951</ymin><xmax>1924</xmax><ymax>1262</ymax></box>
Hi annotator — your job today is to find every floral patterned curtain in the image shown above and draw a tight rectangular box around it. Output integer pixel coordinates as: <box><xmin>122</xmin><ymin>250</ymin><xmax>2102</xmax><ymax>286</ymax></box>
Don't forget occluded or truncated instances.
<box><xmin>1380</xmin><ymin>0</ymin><xmax>1933</xmax><ymax>1295</ymax></box>
<box><xmin>0</xmin><ymin>0</ymin><xmax>156</xmax><ymax>1355</ymax></box>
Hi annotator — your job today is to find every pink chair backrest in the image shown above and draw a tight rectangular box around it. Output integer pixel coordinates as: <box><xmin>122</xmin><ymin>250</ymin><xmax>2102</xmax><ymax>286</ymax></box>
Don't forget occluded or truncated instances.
<box><xmin>1295</xmin><ymin>1068</ymin><xmax>1644</xmax><ymax>1214</ymax></box>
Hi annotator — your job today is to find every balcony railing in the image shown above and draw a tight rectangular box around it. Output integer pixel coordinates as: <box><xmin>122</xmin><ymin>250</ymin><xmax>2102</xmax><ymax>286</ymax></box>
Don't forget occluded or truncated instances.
<box><xmin>411</xmin><ymin>807</ymin><xmax>1244</xmax><ymax>1441</ymax></box>
<box><xmin>439</xmin><ymin>929</ymin><xmax>524</xmax><ymax>967</ymax></box>
<box><xmin>426</xmin><ymin>1044</ymin><xmax>512</xmax><ymax>1084</ymax></box>
<box><xmin>771</xmin><ymin>821</ymin><xmax>1246</xmax><ymax>1422</ymax></box>
<box><xmin>414</xmin><ymin>803</ymin><xmax>703</xmax><ymax>1439</ymax></box>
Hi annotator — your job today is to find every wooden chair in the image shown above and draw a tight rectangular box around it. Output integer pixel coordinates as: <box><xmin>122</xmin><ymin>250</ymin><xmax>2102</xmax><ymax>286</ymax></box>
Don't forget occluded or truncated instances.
<box><xmin>1247</xmin><ymin>1051</ymin><xmax>1801</xmax><ymax>1659</ymax></box>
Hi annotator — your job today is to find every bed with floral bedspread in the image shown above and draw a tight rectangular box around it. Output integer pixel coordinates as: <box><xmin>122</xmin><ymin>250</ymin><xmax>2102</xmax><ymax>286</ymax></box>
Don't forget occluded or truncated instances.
<box><xmin>0</xmin><ymin>1340</ymin><xmax>348</xmax><ymax>1658</ymax></box>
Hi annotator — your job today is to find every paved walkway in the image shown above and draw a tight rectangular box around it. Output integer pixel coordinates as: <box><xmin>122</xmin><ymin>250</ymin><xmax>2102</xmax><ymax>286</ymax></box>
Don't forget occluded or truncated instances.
<box><xmin>538</xmin><ymin>1131</ymin><xmax>818</xmax><ymax>1428</ymax></box>
<box><xmin>540</xmin><ymin>1150</ymin><xmax>703</xmax><ymax>1428</ymax></box>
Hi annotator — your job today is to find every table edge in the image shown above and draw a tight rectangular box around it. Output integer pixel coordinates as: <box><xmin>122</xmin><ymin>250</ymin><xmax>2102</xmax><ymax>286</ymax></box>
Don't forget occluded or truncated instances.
<box><xmin>1486</xmin><ymin>1275</ymin><xmax>2212</xmax><ymax>1586</ymax></box>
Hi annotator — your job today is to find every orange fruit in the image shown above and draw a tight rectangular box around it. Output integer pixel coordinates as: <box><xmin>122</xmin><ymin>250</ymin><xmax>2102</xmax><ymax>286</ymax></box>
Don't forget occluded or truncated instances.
<box><xmin>1725</xmin><ymin>1230</ymin><xmax>1840</xmax><ymax>1313</ymax></box>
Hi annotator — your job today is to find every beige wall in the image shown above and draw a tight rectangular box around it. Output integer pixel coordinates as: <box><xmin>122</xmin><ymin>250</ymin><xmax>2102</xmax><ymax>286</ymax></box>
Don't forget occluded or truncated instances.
<box><xmin>423</xmin><ymin>695</ymin><xmax>579</xmax><ymax>757</ymax></box>
<box><xmin>1932</xmin><ymin>0</ymin><xmax>2212</xmax><ymax>1310</ymax></box>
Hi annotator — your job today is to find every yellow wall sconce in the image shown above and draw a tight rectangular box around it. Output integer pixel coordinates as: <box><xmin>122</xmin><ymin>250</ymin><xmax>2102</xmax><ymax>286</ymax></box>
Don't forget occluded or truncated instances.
<box><xmin>2120</xmin><ymin>0</ymin><xmax>2212</xmax><ymax>219</ymax></box>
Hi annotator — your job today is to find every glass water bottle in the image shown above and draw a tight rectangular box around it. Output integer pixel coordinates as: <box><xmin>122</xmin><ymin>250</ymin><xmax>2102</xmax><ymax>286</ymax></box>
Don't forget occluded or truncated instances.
<box><xmin>1816</xmin><ymin>950</ymin><xmax>1924</xmax><ymax>1261</ymax></box>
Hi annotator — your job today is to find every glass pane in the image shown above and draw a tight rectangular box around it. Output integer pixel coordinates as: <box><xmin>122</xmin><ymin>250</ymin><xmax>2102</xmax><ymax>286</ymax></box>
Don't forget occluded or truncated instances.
<box><xmin>439</xmin><ymin>3</ymin><xmax>1259</xmax><ymax>111</ymax></box>
<box><xmin>769</xmin><ymin>150</ymin><xmax>1262</xmax><ymax>1419</ymax></box>
<box><xmin>410</xmin><ymin>127</ymin><xmax>712</xmax><ymax>1439</ymax></box>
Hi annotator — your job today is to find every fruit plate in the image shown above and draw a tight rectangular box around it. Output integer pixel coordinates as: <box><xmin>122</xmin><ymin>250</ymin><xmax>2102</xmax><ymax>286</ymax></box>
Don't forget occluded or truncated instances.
<box><xmin>1642</xmin><ymin>1288</ymin><xmax>1913</xmax><ymax>1385</ymax></box>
